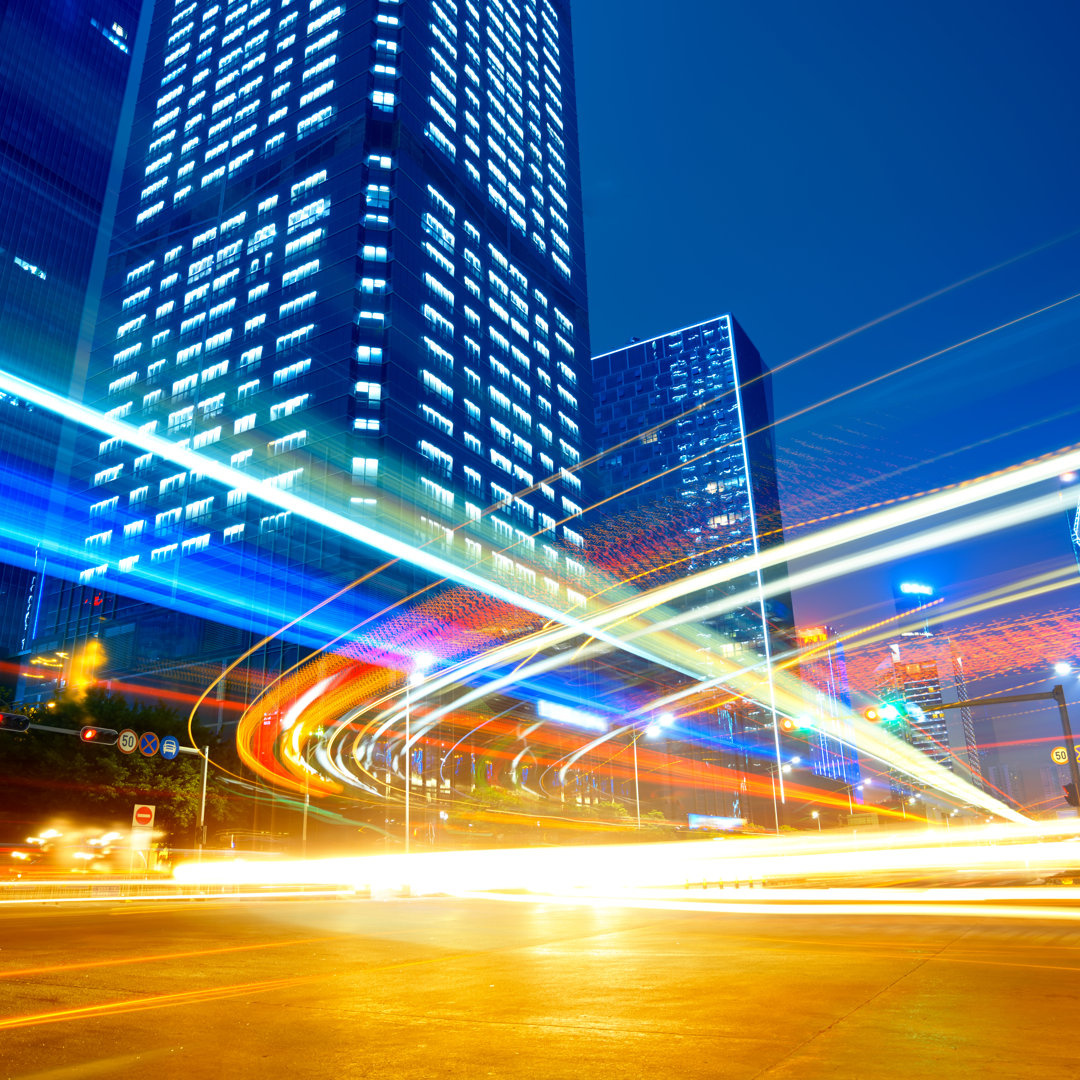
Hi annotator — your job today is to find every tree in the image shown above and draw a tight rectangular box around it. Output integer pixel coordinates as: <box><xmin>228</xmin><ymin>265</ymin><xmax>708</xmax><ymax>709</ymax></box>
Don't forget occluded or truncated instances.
<box><xmin>0</xmin><ymin>689</ymin><xmax>237</xmax><ymax>842</ymax></box>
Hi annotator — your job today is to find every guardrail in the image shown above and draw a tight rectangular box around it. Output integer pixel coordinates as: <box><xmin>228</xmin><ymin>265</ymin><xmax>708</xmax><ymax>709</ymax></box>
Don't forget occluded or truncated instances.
<box><xmin>0</xmin><ymin>878</ymin><xmax>353</xmax><ymax>905</ymax></box>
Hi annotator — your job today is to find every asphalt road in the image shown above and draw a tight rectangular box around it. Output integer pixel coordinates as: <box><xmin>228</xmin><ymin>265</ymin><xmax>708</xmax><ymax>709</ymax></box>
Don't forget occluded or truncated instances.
<box><xmin>1</xmin><ymin>894</ymin><xmax>1077</xmax><ymax>1079</ymax></box>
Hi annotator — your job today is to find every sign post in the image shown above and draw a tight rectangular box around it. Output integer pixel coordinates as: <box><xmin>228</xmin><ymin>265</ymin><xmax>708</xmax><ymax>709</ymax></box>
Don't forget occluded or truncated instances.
<box><xmin>130</xmin><ymin>804</ymin><xmax>155</xmax><ymax>876</ymax></box>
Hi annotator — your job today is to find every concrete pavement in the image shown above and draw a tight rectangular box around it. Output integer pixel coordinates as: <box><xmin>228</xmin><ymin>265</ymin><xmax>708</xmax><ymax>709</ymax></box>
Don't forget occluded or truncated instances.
<box><xmin>0</xmin><ymin>896</ymin><xmax>1077</xmax><ymax>1079</ymax></box>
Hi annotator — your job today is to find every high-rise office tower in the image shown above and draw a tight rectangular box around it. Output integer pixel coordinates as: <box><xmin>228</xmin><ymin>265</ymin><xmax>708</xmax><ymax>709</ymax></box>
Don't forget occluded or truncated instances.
<box><xmin>592</xmin><ymin>316</ymin><xmax>793</xmax><ymax>824</ymax></box>
<box><xmin>796</xmin><ymin>624</ymin><xmax>860</xmax><ymax>788</ymax></box>
<box><xmin>593</xmin><ymin>317</ymin><xmax>788</xmax><ymax>640</ymax></box>
<box><xmin>875</xmin><ymin>582</ymin><xmax>983</xmax><ymax>791</ymax></box>
<box><xmin>0</xmin><ymin>0</ymin><xmax>150</xmax><ymax>681</ymax></box>
<box><xmin>0</xmin><ymin>0</ymin><xmax>148</xmax><ymax>392</ymax></box>
<box><xmin>31</xmin><ymin>0</ymin><xmax>592</xmax><ymax>702</ymax></box>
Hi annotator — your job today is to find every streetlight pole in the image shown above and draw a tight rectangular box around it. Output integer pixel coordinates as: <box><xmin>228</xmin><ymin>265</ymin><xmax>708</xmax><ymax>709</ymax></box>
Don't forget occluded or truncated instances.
<box><xmin>302</xmin><ymin>770</ymin><xmax>310</xmax><ymax>857</ymax></box>
<box><xmin>404</xmin><ymin>654</ymin><xmax>434</xmax><ymax>856</ymax></box>
<box><xmin>765</xmin><ymin>757</ymin><xmax>798</xmax><ymax>834</ymax></box>
<box><xmin>404</xmin><ymin>676</ymin><xmax>411</xmax><ymax>856</ymax></box>
<box><xmin>845</xmin><ymin>779</ymin><xmax>868</xmax><ymax>816</ymax></box>
<box><xmin>632</xmin><ymin>730</ymin><xmax>641</xmax><ymax>830</ymax></box>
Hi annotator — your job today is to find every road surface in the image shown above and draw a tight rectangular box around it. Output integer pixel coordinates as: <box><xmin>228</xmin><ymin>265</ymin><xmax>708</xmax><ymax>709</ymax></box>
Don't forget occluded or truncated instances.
<box><xmin>1</xmin><ymin>894</ymin><xmax>1077</xmax><ymax>1078</ymax></box>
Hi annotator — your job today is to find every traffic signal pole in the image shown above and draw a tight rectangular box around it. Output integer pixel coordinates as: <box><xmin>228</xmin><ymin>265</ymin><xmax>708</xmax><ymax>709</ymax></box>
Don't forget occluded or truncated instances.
<box><xmin>16</xmin><ymin>722</ymin><xmax>215</xmax><ymax>845</ymax></box>
<box><xmin>934</xmin><ymin>686</ymin><xmax>1080</xmax><ymax>811</ymax></box>
<box><xmin>197</xmin><ymin>745</ymin><xmax>210</xmax><ymax>859</ymax></box>
<box><xmin>1051</xmin><ymin>685</ymin><xmax>1080</xmax><ymax>808</ymax></box>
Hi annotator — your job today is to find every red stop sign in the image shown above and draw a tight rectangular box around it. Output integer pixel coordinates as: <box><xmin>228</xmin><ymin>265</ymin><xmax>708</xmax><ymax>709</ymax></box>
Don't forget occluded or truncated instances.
<box><xmin>133</xmin><ymin>805</ymin><xmax>154</xmax><ymax>827</ymax></box>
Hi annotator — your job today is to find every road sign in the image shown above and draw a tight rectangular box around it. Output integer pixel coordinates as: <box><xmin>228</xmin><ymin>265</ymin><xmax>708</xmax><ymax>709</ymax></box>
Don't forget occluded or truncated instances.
<box><xmin>117</xmin><ymin>729</ymin><xmax>138</xmax><ymax>755</ymax></box>
<box><xmin>138</xmin><ymin>731</ymin><xmax>159</xmax><ymax>757</ymax></box>
<box><xmin>132</xmin><ymin>804</ymin><xmax>155</xmax><ymax>828</ymax></box>
<box><xmin>160</xmin><ymin>735</ymin><xmax>179</xmax><ymax>761</ymax></box>
<box><xmin>1052</xmin><ymin>746</ymin><xmax>1069</xmax><ymax>765</ymax></box>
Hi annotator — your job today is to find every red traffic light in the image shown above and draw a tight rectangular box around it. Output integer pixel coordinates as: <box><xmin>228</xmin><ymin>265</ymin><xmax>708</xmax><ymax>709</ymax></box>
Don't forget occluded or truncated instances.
<box><xmin>80</xmin><ymin>726</ymin><xmax>119</xmax><ymax>745</ymax></box>
<box><xmin>779</xmin><ymin>717</ymin><xmax>799</xmax><ymax>733</ymax></box>
<box><xmin>0</xmin><ymin>712</ymin><xmax>32</xmax><ymax>734</ymax></box>
<box><xmin>864</xmin><ymin>707</ymin><xmax>880</xmax><ymax>722</ymax></box>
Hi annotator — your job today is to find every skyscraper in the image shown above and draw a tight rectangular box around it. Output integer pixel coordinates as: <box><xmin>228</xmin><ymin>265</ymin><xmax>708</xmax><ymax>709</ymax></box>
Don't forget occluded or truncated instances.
<box><xmin>593</xmin><ymin>316</ymin><xmax>788</xmax><ymax>641</ymax></box>
<box><xmin>875</xmin><ymin>583</ymin><xmax>983</xmax><ymax>791</ymax></box>
<box><xmin>796</xmin><ymin>625</ymin><xmax>860</xmax><ymax>787</ymax></box>
<box><xmin>32</xmin><ymin>0</ymin><xmax>593</xmax><ymax>702</ymax></box>
<box><xmin>592</xmin><ymin>316</ymin><xmax>793</xmax><ymax>825</ymax></box>
<box><xmin>0</xmin><ymin>0</ymin><xmax>147</xmax><ymax>393</ymax></box>
<box><xmin>0</xmin><ymin>0</ymin><xmax>150</xmax><ymax>681</ymax></box>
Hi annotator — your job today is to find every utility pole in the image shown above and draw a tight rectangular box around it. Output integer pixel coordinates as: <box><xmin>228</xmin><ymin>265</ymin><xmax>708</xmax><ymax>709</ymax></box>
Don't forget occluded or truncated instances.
<box><xmin>934</xmin><ymin>686</ymin><xmax>1080</xmax><ymax>811</ymax></box>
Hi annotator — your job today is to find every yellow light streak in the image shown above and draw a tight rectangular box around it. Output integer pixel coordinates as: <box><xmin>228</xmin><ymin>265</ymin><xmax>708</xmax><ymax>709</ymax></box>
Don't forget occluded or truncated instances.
<box><xmin>172</xmin><ymin>821</ymin><xmax>1080</xmax><ymax>897</ymax></box>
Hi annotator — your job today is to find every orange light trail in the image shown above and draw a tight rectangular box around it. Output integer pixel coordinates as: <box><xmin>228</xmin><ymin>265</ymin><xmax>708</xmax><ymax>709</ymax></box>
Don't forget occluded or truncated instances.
<box><xmin>0</xmin><ymin>936</ymin><xmax>334</xmax><ymax>980</ymax></box>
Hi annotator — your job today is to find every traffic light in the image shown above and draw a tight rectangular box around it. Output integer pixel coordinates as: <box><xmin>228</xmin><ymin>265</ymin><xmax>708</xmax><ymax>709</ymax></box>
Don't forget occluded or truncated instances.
<box><xmin>864</xmin><ymin>701</ymin><xmax>906</xmax><ymax>723</ymax></box>
<box><xmin>1065</xmin><ymin>783</ymin><xmax>1079</xmax><ymax>808</ymax></box>
<box><xmin>0</xmin><ymin>712</ymin><xmax>31</xmax><ymax>734</ymax></box>
<box><xmin>79</xmin><ymin>726</ymin><xmax>119</xmax><ymax>746</ymax></box>
<box><xmin>779</xmin><ymin>716</ymin><xmax>810</xmax><ymax>734</ymax></box>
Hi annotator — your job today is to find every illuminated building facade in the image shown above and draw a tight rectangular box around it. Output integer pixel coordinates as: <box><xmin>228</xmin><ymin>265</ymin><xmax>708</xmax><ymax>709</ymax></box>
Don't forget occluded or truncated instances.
<box><xmin>25</xmin><ymin>0</ymin><xmax>592</xmax><ymax>703</ymax></box>
<box><xmin>0</xmin><ymin>0</ymin><xmax>147</xmax><ymax>393</ymax></box>
<box><xmin>592</xmin><ymin>316</ymin><xmax>793</xmax><ymax>824</ymax></box>
<box><xmin>0</xmin><ymin>0</ymin><xmax>150</xmax><ymax>678</ymax></box>
<box><xmin>795</xmin><ymin>625</ymin><xmax>860</xmax><ymax>787</ymax></box>
<box><xmin>875</xmin><ymin>583</ymin><xmax>983</xmax><ymax>791</ymax></box>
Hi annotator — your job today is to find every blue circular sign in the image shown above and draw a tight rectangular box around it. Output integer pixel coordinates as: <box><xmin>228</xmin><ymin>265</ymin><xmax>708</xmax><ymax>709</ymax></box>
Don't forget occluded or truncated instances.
<box><xmin>160</xmin><ymin>735</ymin><xmax>180</xmax><ymax>761</ymax></box>
<box><xmin>138</xmin><ymin>731</ymin><xmax>159</xmax><ymax>757</ymax></box>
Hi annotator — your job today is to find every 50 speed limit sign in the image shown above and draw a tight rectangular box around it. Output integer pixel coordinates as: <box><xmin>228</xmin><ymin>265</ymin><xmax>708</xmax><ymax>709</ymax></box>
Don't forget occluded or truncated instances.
<box><xmin>117</xmin><ymin>728</ymin><xmax>138</xmax><ymax>755</ymax></box>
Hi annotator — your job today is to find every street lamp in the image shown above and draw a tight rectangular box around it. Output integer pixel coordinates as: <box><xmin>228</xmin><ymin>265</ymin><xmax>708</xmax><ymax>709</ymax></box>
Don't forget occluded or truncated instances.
<box><xmin>631</xmin><ymin>714</ymin><xmax>668</xmax><ymax>829</ymax></box>
<box><xmin>765</xmin><ymin>756</ymin><xmax>799</xmax><ymax>834</ymax></box>
<box><xmin>811</xmin><ymin>810</ymin><xmax>821</xmax><ymax>832</ymax></box>
<box><xmin>1054</xmin><ymin>661</ymin><xmax>1072</xmax><ymax>676</ymax></box>
<box><xmin>843</xmin><ymin>777</ymin><xmax>869</xmax><ymax>815</ymax></box>
<box><xmin>404</xmin><ymin>651</ymin><xmax>435</xmax><ymax>856</ymax></box>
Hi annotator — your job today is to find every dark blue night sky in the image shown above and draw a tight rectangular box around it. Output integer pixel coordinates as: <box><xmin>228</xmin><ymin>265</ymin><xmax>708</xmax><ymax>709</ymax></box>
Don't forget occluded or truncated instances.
<box><xmin>573</xmin><ymin>0</ymin><xmax>1080</xmax><ymax>771</ymax></box>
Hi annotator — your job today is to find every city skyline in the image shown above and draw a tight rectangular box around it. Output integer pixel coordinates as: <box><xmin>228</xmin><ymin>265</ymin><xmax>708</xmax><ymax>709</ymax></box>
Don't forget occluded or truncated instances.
<box><xmin>0</xmin><ymin>0</ymin><xmax>1075</xmax><ymax>816</ymax></box>
<box><xmin>0</xmin><ymin>5</ymin><xmax>1078</xmax><ymax>1072</ymax></box>
<box><xmin>572</xmin><ymin>0</ymin><xmax>1080</xmax><ymax>786</ymax></box>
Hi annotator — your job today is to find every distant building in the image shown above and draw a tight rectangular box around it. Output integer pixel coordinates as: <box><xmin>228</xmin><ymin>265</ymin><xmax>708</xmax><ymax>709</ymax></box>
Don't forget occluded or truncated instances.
<box><xmin>796</xmin><ymin>625</ymin><xmax>860</xmax><ymax>787</ymax></box>
<box><xmin>592</xmin><ymin>316</ymin><xmax>793</xmax><ymax>825</ymax></box>
<box><xmin>984</xmin><ymin>763</ymin><xmax>1025</xmax><ymax>808</ymax></box>
<box><xmin>875</xmin><ymin>583</ymin><xmax>983</xmax><ymax>791</ymax></box>
<box><xmin>1036</xmin><ymin>764</ymin><xmax>1070</xmax><ymax>812</ymax></box>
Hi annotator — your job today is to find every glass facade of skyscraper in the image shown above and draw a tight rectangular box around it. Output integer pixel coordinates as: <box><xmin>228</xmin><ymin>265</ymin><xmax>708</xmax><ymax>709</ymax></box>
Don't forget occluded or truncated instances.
<box><xmin>592</xmin><ymin>316</ymin><xmax>793</xmax><ymax>824</ymax></box>
<box><xmin>42</xmin><ymin>0</ymin><xmax>592</xmax><ymax>692</ymax></box>
<box><xmin>594</xmin><ymin>315</ymin><xmax>789</xmax><ymax>649</ymax></box>
<box><xmin>12</xmin><ymin>0</ymin><xmax>596</xmax><ymax>704</ymax></box>
<box><xmin>0</xmin><ymin>0</ymin><xmax>148</xmax><ymax>677</ymax></box>
<box><xmin>0</xmin><ymin>0</ymin><xmax>145</xmax><ymax>392</ymax></box>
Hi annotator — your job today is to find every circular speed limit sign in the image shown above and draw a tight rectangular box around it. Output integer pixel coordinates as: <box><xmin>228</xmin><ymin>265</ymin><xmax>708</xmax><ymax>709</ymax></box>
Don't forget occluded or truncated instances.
<box><xmin>1051</xmin><ymin>746</ymin><xmax>1069</xmax><ymax>765</ymax></box>
<box><xmin>117</xmin><ymin>728</ymin><xmax>138</xmax><ymax>755</ymax></box>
